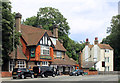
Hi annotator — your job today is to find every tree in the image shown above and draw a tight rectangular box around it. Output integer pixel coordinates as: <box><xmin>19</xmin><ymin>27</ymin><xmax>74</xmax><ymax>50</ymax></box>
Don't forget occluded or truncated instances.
<box><xmin>24</xmin><ymin>7</ymin><xmax>70</xmax><ymax>41</ymax></box>
<box><xmin>101</xmin><ymin>15</ymin><xmax>120</xmax><ymax>71</ymax></box>
<box><xmin>24</xmin><ymin>7</ymin><xmax>85</xmax><ymax>62</ymax></box>
<box><xmin>2</xmin><ymin>2</ymin><xmax>21</xmax><ymax>71</ymax></box>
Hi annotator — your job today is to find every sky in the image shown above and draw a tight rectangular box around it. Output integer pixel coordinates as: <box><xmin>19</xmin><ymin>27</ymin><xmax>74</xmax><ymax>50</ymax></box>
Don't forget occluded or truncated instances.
<box><xmin>10</xmin><ymin>0</ymin><xmax>119</xmax><ymax>44</ymax></box>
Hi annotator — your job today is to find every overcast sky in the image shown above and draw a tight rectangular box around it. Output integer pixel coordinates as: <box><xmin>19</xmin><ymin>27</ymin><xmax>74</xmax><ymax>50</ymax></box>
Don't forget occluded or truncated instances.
<box><xmin>11</xmin><ymin>0</ymin><xmax>119</xmax><ymax>44</ymax></box>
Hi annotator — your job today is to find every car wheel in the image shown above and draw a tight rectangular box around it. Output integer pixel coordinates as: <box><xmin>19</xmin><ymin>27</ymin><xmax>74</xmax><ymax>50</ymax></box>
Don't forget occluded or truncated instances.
<box><xmin>34</xmin><ymin>75</ymin><xmax>37</xmax><ymax>78</ymax></box>
<box><xmin>21</xmin><ymin>75</ymin><xmax>25</xmax><ymax>79</ymax></box>
<box><xmin>52</xmin><ymin>73</ymin><xmax>55</xmax><ymax>77</ymax></box>
<box><xmin>75</xmin><ymin>73</ymin><xmax>78</xmax><ymax>76</ymax></box>
<box><xmin>41</xmin><ymin>74</ymin><xmax>45</xmax><ymax>78</ymax></box>
<box><xmin>45</xmin><ymin>75</ymin><xmax>48</xmax><ymax>78</ymax></box>
<box><xmin>13</xmin><ymin>77</ymin><xmax>16</xmax><ymax>79</ymax></box>
<box><xmin>82</xmin><ymin>73</ymin><xmax>84</xmax><ymax>76</ymax></box>
<box><xmin>31</xmin><ymin>74</ymin><xmax>34</xmax><ymax>78</ymax></box>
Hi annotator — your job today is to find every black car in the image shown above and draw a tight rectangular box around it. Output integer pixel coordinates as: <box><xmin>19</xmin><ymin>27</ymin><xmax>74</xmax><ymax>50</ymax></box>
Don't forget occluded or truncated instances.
<box><xmin>33</xmin><ymin>66</ymin><xmax>56</xmax><ymax>78</ymax></box>
<box><xmin>12</xmin><ymin>68</ymin><xmax>34</xmax><ymax>79</ymax></box>
<box><xmin>69</xmin><ymin>69</ymin><xmax>84</xmax><ymax>76</ymax></box>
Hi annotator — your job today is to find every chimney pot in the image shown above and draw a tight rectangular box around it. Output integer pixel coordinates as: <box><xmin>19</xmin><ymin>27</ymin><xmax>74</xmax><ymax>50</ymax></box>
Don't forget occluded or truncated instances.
<box><xmin>85</xmin><ymin>38</ymin><xmax>89</xmax><ymax>45</ymax></box>
<box><xmin>94</xmin><ymin>37</ymin><xmax>98</xmax><ymax>44</ymax></box>
<box><xmin>95</xmin><ymin>37</ymin><xmax>98</xmax><ymax>40</ymax></box>
<box><xmin>15</xmin><ymin>13</ymin><xmax>22</xmax><ymax>19</ymax></box>
<box><xmin>86</xmin><ymin>38</ymin><xmax>88</xmax><ymax>42</ymax></box>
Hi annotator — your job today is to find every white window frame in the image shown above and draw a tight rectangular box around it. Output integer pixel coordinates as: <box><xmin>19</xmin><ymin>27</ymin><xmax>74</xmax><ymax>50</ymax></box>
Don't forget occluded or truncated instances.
<box><xmin>42</xmin><ymin>61</ymin><xmax>48</xmax><ymax>66</ymax></box>
<box><xmin>105</xmin><ymin>66</ymin><xmax>109</xmax><ymax>71</ymax></box>
<box><xmin>105</xmin><ymin>57</ymin><xmax>109</xmax><ymax>62</ymax></box>
<box><xmin>9</xmin><ymin>60</ymin><xmax>15</xmax><ymax>72</ymax></box>
<box><xmin>17</xmin><ymin>60</ymin><xmax>26</xmax><ymax>68</ymax></box>
<box><xmin>56</xmin><ymin>51</ymin><xmax>62</xmax><ymax>58</ymax></box>
<box><xmin>41</xmin><ymin>46</ymin><xmax>50</xmax><ymax>55</ymax></box>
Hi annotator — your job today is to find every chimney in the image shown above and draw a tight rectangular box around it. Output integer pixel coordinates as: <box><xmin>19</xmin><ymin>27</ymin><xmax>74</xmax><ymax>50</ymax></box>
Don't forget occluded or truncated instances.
<box><xmin>53</xmin><ymin>24</ymin><xmax>58</xmax><ymax>38</ymax></box>
<box><xmin>15</xmin><ymin>13</ymin><xmax>22</xmax><ymax>32</ymax></box>
<box><xmin>94</xmin><ymin>37</ymin><xmax>98</xmax><ymax>44</ymax></box>
<box><xmin>86</xmin><ymin>38</ymin><xmax>89</xmax><ymax>45</ymax></box>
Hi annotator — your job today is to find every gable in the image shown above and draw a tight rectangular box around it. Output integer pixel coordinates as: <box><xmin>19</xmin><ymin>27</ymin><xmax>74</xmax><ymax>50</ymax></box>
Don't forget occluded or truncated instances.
<box><xmin>21</xmin><ymin>24</ymin><xmax>53</xmax><ymax>46</ymax></box>
<box><xmin>38</xmin><ymin>32</ymin><xmax>53</xmax><ymax>46</ymax></box>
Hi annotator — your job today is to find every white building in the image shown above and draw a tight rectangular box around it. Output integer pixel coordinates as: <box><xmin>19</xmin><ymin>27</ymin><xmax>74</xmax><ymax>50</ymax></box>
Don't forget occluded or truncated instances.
<box><xmin>81</xmin><ymin>37</ymin><xmax>114</xmax><ymax>71</ymax></box>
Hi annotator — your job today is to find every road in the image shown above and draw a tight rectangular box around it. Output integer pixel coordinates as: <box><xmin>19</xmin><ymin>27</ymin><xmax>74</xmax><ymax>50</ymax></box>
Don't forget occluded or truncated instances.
<box><xmin>1</xmin><ymin>75</ymin><xmax>119</xmax><ymax>82</ymax></box>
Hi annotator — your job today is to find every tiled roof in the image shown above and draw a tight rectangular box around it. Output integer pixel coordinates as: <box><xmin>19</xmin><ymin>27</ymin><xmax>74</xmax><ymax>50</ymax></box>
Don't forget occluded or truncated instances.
<box><xmin>9</xmin><ymin>45</ymin><xmax>27</xmax><ymax>60</ymax></box>
<box><xmin>82</xmin><ymin>61</ymin><xmax>96</xmax><ymax>68</ymax></box>
<box><xmin>98</xmin><ymin>44</ymin><xmax>113</xmax><ymax>50</ymax></box>
<box><xmin>21</xmin><ymin>24</ymin><xmax>53</xmax><ymax>45</ymax></box>
<box><xmin>54</xmin><ymin>40</ymin><xmax>66</xmax><ymax>51</ymax></box>
<box><xmin>52</xmin><ymin>54</ymin><xmax>77</xmax><ymax>66</ymax></box>
<box><xmin>88</xmin><ymin>45</ymin><xmax>94</xmax><ymax>48</ymax></box>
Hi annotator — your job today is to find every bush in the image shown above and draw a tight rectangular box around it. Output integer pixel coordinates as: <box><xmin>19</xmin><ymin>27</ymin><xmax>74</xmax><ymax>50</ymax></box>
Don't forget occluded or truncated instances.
<box><xmin>89</xmin><ymin>67</ymin><xmax>96</xmax><ymax>71</ymax></box>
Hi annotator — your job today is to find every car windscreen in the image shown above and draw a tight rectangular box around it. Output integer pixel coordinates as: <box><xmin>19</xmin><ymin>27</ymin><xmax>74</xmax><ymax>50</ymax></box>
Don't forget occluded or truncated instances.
<box><xmin>13</xmin><ymin>68</ymin><xmax>18</xmax><ymax>72</ymax></box>
<box><xmin>73</xmin><ymin>70</ymin><xmax>78</xmax><ymax>72</ymax></box>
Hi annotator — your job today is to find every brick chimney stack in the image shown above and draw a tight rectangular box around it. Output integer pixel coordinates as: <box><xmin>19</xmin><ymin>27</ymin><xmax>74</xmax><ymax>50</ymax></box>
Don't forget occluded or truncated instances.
<box><xmin>53</xmin><ymin>24</ymin><xmax>58</xmax><ymax>38</ymax></box>
<box><xmin>15</xmin><ymin>13</ymin><xmax>22</xmax><ymax>32</ymax></box>
<box><xmin>86</xmin><ymin>38</ymin><xmax>89</xmax><ymax>45</ymax></box>
<box><xmin>94</xmin><ymin>37</ymin><xmax>98</xmax><ymax>44</ymax></box>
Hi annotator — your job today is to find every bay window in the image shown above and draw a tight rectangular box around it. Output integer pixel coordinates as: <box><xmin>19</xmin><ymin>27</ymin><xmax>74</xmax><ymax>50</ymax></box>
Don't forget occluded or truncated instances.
<box><xmin>41</xmin><ymin>46</ymin><xmax>49</xmax><ymax>55</ymax></box>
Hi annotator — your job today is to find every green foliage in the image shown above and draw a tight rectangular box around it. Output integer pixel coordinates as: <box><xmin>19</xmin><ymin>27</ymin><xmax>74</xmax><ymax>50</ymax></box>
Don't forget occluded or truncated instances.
<box><xmin>23</xmin><ymin>16</ymin><xmax>37</xmax><ymax>26</ymax></box>
<box><xmin>101</xmin><ymin>15</ymin><xmax>120</xmax><ymax>71</ymax></box>
<box><xmin>24</xmin><ymin>7</ymin><xmax>85</xmax><ymax>62</ymax></box>
<box><xmin>89</xmin><ymin>67</ymin><xmax>96</xmax><ymax>71</ymax></box>
<box><xmin>2</xmin><ymin>2</ymin><xmax>21</xmax><ymax>70</ymax></box>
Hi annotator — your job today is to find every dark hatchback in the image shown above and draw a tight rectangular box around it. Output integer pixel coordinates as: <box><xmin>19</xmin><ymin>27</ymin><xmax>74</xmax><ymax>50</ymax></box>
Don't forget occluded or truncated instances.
<box><xmin>69</xmin><ymin>69</ymin><xmax>84</xmax><ymax>76</ymax></box>
<box><xmin>12</xmin><ymin>68</ymin><xmax>34</xmax><ymax>79</ymax></box>
<box><xmin>33</xmin><ymin>66</ymin><xmax>56</xmax><ymax>78</ymax></box>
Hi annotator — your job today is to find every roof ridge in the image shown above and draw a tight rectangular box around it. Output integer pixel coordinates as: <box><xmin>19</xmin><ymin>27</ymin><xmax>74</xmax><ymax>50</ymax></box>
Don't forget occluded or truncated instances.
<box><xmin>21</xmin><ymin>24</ymin><xmax>52</xmax><ymax>32</ymax></box>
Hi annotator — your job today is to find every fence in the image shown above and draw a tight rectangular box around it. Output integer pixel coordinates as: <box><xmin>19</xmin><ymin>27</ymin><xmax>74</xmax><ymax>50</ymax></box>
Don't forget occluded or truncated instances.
<box><xmin>98</xmin><ymin>71</ymin><xmax>120</xmax><ymax>75</ymax></box>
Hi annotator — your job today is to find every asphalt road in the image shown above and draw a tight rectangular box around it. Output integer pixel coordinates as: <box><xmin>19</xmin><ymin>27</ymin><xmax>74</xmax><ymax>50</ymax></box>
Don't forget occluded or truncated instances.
<box><xmin>1</xmin><ymin>75</ymin><xmax>119</xmax><ymax>82</ymax></box>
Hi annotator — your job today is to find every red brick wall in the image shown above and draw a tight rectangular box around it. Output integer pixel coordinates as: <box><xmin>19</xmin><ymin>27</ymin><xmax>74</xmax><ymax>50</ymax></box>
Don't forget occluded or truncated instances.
<box><xmin>35</xmin><ymin>45</ymin><xmax>40</xmax><ymax>61</ymax></box>
<box><xmin>83</xmin><ymin>69</ymin><xmax>98</xmax><ymax>75</ymax></box>
<box><xmin>50</xmin><ymin>47</ymin><xmax>53</xmax><ymax>60</ymax></box>
<box><xmin>1</xmin><ymin>72</ymin><xmax>12</xmax><ymax>77</ymax></box>
<box><xmin>20</xmin><ymin>37</ymin><xmax>30</xmax><ymax>60</ymax></box>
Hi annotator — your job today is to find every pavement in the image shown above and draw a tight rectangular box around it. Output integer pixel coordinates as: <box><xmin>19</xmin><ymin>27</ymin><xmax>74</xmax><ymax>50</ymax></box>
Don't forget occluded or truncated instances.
<box><xmin>1</xmin><ymin>75</ymin><xmax>120</xmax><ymax>82</ymax></box>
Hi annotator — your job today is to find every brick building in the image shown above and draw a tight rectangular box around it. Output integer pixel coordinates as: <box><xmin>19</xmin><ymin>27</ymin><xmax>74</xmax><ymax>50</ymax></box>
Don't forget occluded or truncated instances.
<box><xmin>2</xmin><ymin>13</ymin><xmax>78</xmax><ymax>74</ymax></box>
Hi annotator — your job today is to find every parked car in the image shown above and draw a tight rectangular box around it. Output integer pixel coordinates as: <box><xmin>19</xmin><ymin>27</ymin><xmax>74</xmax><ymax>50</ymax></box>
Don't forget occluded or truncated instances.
<box><xmin>12</xmin><ymin>68</ymin><xmax>34</xmax><ymax>79</ymax></box>
<box><xmin>33</xmin><ymin>66</ymin><xmax>56</xmax><ymax>78</ymax></box>
<box><xmin>69</xmin><ymin>69</ymin><xmax>84</xmax><ymax>76</ymax></box>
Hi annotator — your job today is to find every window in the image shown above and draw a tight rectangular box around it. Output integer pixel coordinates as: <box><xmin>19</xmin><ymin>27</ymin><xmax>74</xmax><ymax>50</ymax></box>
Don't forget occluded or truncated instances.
<box><xmin>43</xmin><ymin>35</ymin><xmax>48</xmax><ymax>45</ymax></box>
<box><xmin>41</xmin><ymin>46</ymin><xmax>49</xmax><ymax>55</ymax></box>
<box><xmin>56</xmin><ymin>52</ymin><xmax>62</xmax><ymax>58</ymax></box>
<box><xmin>31</xmin><ymin>48</ymin><xmax>35</xmax><ymax>57</ymax></box>
<box><xmin>42</xmin><ymin>61</ymin><xmax>48</xmax><ymax>66</ymax></box>
<box><xmin>17</xmin><ymin>60</ymin><xmax>26</xmax><ymax>68</ymax></box>
<box><xmin>9</xmin><ymin>60</ymin><xmax>15</xmax><ymax>71</ymax></box>
<box><xmin>105</xmin><ymin>57</ymin><xmax>109</xmax><ymax>62</ymax></box>
<box><xmin>105</xmin><ymin>66</ymin><xmax>109</xmax><ymax>71</ymax></box>
<box><xmin>105</xmin><ymin>49</ymin><xmax>109</xmax><ymax>52</ymax></box>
